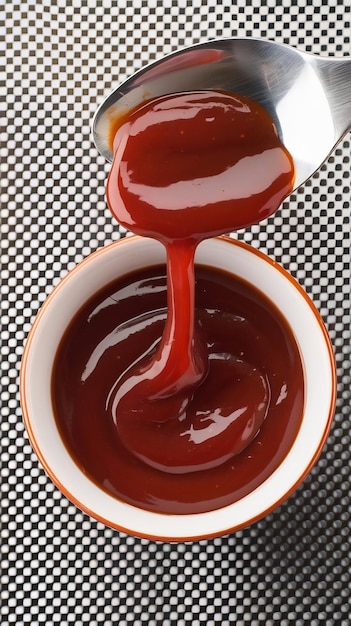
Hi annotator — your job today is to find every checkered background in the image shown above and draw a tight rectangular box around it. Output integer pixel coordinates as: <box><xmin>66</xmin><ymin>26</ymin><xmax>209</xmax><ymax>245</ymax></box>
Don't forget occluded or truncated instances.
<box><xmin>1</xmin><ymin>1</ymin><xmax>350</xmax><ymax>624</ymax></box>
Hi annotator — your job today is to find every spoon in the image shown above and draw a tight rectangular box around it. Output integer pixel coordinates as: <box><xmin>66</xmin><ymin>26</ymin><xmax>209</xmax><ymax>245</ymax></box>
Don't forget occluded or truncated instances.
<box><xmin>92</xmin><ymin>37</ymin><xmax>351</xmax><ymax>191</ymax></box>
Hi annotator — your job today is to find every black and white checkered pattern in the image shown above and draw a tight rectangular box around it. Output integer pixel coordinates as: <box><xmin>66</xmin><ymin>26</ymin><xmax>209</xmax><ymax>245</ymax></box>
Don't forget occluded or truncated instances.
<box><xmin>1</xmin><ymin>1</ymin><xmax>350</xmax><ymax>624</ymax></box>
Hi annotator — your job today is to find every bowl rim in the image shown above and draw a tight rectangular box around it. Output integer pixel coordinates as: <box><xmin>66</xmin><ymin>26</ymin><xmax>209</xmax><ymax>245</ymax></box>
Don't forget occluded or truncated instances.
<box><xmin>20</xmin><ymin>235</ymin><xmax>337</xmax><ymax>541</ymax></box>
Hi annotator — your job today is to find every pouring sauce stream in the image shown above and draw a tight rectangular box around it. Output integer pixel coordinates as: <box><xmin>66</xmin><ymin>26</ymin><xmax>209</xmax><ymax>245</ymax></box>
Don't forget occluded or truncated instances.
<box><xmin>105</xmin><ymin>90</ymin><xmax>295</xmax><ymax>473</ymax></box>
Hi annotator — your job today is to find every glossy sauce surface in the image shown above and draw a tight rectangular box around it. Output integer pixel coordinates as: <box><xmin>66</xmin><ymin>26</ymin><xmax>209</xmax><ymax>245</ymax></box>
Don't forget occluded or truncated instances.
<box><xmin>107</xmin><ymin>91</ymin><xmax>295</xmax><ymax>240</ymax></box>
<box><xmin>52</xmin><ymin>264</ymin><xmax>304</xmax><ymax>513</ymax></box>
<box><xmin>52</xmin><ymin>90</ymin><xmax>301</xmax><ymax>513</ymax></box>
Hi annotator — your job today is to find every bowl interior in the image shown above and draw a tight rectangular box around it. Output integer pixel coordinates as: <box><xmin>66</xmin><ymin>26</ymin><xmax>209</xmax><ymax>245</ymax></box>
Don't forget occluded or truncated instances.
<box><xmin>20</xmin><ymin>236</ymin><xmax>336</xmax><ymax>541</ymax></box>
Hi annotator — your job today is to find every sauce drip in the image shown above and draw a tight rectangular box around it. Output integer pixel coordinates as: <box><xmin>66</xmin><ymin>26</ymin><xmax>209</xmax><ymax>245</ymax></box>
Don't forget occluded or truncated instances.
<box><xmin>105</xmin><ymin>91</ymin><xmax>295</xmax><ymax>473</ymax></box>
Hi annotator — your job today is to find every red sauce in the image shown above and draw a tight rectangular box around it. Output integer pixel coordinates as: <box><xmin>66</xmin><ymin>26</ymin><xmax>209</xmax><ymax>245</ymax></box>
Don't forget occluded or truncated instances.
<box><xmin>52</xmin><ymin>264</ymin><xmax>304</xmax><ymax>513</ymax></box>
<box><xmin>107</xmin><ymin>91</ymin><xmax>294</xmax><ymax>239</ymax></box>
<box><xmin>52</xmin><ymin>90</ymin><xmax>302</xmax><ymax>514</ymax></box>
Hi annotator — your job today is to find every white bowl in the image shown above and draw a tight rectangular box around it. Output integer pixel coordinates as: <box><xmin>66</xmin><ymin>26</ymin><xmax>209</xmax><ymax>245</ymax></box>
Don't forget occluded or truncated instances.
<box><xmin>20</xmin><ymin>235</ymin><xmax>336</xmax><ymax>541</ymax></box>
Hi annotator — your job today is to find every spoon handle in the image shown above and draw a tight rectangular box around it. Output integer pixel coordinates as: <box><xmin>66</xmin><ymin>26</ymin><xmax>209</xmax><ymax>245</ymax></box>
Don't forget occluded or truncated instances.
<box><xmin>314</xmin><ymin>56</ymin><xmax>351</xmax><ymax>140</ymax></box>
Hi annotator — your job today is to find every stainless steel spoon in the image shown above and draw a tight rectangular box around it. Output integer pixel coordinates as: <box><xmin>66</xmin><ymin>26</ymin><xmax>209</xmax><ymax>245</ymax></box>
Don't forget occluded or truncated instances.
<box><xmin>92</xmin><ymin>37</ymin><xmax>351</xmax><ymax>191</ymax></box>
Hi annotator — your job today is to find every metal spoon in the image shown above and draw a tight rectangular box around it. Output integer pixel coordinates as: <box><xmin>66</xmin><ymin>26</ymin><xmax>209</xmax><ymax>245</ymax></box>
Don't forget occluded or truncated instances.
<box><xmin>92</xmin><ymin>37</ymin><xmax>351</xmax><ymax>191</ymax></box>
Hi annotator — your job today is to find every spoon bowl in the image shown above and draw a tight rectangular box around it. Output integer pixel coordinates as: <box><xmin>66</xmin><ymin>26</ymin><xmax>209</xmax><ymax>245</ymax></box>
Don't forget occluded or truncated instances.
<box><xmin>93</xmin><ymin>37</ymin><xmax>351</xmax><ymax>191</ymax></box>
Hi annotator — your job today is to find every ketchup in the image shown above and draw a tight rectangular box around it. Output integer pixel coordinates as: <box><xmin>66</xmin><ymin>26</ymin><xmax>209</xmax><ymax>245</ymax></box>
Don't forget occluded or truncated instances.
<box><xmin>52</xmin><ymin>264</ymin><xmax>304</xmax><ymax>513</ymax></box>
<box><xmin>52</xmin><ymin>90</ymin><xmax>302</xmax><ymax>514</ymax></box>
<box><xmin>107</xmin><ymin>91</ymin><xmax>294</xmax><ymax>239</ymax></box>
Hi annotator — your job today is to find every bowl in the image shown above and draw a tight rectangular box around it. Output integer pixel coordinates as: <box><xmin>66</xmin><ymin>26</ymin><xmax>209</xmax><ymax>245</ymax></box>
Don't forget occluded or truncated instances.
<box><xmin>20</xmin><ymin>235</ymin><xmax>336</xmax><ymax>541</ymax></box>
